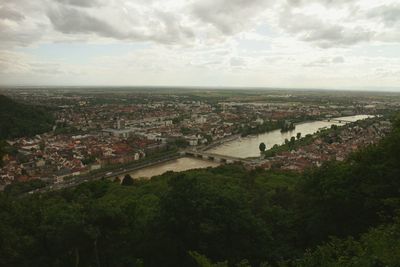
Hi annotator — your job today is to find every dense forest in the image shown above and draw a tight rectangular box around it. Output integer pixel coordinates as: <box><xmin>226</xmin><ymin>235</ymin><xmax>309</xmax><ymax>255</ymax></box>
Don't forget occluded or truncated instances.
<box><xmin>0</xmin><ymin>115</ymin><xmax>399</xmax><ymax>267</ymax></box>
<box><xmin>0</xmin><ymin>95</ymin><xmax>54</xmax><ymax>139</ymax></box>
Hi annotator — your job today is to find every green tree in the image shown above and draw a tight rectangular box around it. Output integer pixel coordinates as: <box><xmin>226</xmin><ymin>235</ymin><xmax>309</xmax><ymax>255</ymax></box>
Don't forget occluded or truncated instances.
<box><xmin>292</xmin><ymin>220</ymin><xmax>400</xmax><ymax>267</ymax></box>
<box><xmin>259</xmin><ymin>142</ymin><xmax>266</xmax><ymax>152</ymax></box>
<box><xmin>189</xmin><ymin>251</ymin><xmax>228</xmax><ymax>267</ymax></box>
<box><xmin>290</xmin><ymin>137</ymin><xmax>296</xmax><ymax>144</ymax></box>
<box><xmin>0</xmin><ymin>95</ymin><xmax>54</xmax><ymax>139</ymax></box>
<box><xmin>171</xmin><ymin>137</ymin><xmax>189</xmax><ymax>148</ymax></box>
<box><xmin>39</xmin><ymin>141</ymin><xmax>45</xmax><ymax>151</ymax></box>
<box><xmin>0</xmin><ymin>140</ymin><xmax>5</xmax><ymax>167</ymax></box>
<box><xmin>204</xmin><ymin>134</ymin><xmax>213</xmax><ymax>144</ymax></box>
<box><xmin>82</xmin><ymin>155</ymin><xmax>96</xmax><ymax>166</ymax></box>
<box><xmin>296</xmin><ymin>132</ymin><xmax>301</xmax><ymax>140</ymax></box>
<box><xmin>121</xmin><ymin>174</ymin><xmax>134</xmax><ymax>186</ymax></box>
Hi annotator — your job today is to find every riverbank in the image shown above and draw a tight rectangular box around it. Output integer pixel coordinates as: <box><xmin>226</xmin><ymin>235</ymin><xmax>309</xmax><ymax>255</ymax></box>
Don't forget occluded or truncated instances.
<box><xmin>206</xmin><ymin>115</ymin><xmax>373</xmax><ymax>158</ymax></box>
<box><xmin>35</xmin><ymin>150</ymin><xmax>182</xmax><ymax>192</ymax></box>
<box><xmin>263</xmin><ymin>116</ymin><xmax>389</xmax><ymax>171</ymax></box>
<box><xmin>129</xmin><ymin>157</ymin><xmax>220</xmax><ymax>179</ymax></box>
<box><xmin>198</xmin><ymin>134</ymin><xmax>241</xmax><ymax>151</ymax></box>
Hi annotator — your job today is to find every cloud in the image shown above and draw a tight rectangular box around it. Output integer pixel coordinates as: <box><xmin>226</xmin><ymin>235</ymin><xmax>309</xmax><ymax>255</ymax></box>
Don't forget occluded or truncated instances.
<box><xmin>0</xmin><ymin>27</ymin><xmax>42</xmax><ymax>48</ymax></box>
<box><xmin>332</xmin><ymin>56</ymin><xmax>344</xmax><ymax>63</ymax></box>
<box><xmin>368</xmin><ymin>4</ymin><xmax>400</xmax><ymax>27</ymax></box>
<box><xmin>0</xmin><ymin>1</ymin><xmax>49</xmax><ymax>47</ymax></box>
<box><xmin>0</xmin><ymin>50</ymin><xmax>86</xmax><ymax>77</ymax></box>
<box><xmin>302</xmin><ymin>24</ymin><xmax>373</xmax><ymax>48</ymax></box>
<box><xmin>286</xmin><ymin>0</ymin><xmax>355</xmax><ymax>8</ymax></box>
<box><xmin>3</xmin><ymin>0</ymin><xmax>398</xmax><ymax>49</ymax></box>
<box><xmin>230</xmin><ymin>57</ymin><xmax>246</xmax><ymax>67</ymax></box>
<box><xmin>54</xmin><ymin>0</ymin><xmax>102</xmax><ymax>8</ymax></box>
<box><xmin>304</xmin><ymin>56</ymin><xmax>345</xmax><ymax>67</ymax></box>
<box><xmin>0</xmin><ymin>51</ymin><xmax>31</xmax><ymax>73</ymax></box>
<box><xmin>46</xmin><ymin>5</ymin><xmax>195</xmax><ymax>45</ymax></box>
<box><xmin>47</xmin><ymin>7</ymin><xmax>125</xmax><ymax>38</ymax></box>
<box><xmin>0</xmin><ymin>6</ymin><xmax>25</xmax><ymax>21</ymax></box>
<box><xmin>0</xmin><ymin>15</ymin><xmax>44</xmax><ymax>48</ymax></box>
<box><xmin>192</xmin><ymin>0</ymin><xmax>271</xmax><ymax>35</ymax></box>
<box><xmin>278</xmin><ymin>4</ymin><xmax>374</xmax><ymax>48</ymax></box>
<box><xmin>148</xmin><ymin>11</ymin><xmax>195</xmax><ymax>44</ymax></box>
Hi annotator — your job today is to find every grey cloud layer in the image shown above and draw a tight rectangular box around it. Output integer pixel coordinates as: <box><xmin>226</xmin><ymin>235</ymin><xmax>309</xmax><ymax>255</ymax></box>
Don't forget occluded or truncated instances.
<box><xmin>0</xmin><ymin>6</ymin><xmax>25</xmax><ymax>21</ymax></box>
<box><xmin>368</xmin><ymin>4</ymin><xmax>400</xmax><ymax>27</ymax></box>
<box><xmin>279</xmin><ymin>1</ymin><xmax>377</xmax><ymax>48</ymax></box>
<box><xmin>47</xmin><ymin>7</ymin><xmax>123</xmax><ymax>37</ymax></box>
<box><xmin>192</xmin><ymin>0</ymin><xmax>271</xmax><ymax>34</ymax></box>
<box><xmin>286</xmin><ymin>0</ymin><xmax>355</xmax><ymax>7</ymax></box>
<box><xmin>302</xmin><ymin>24</ymin><xmax>373</xmax><ymax>48</ymax></box>
<box><xmin>48</xmin><ymin>8</ymin><xmax>119</xmax><ymax>37</ymax></box>
<box><xmin>54</xmin><ymin>0</ymin><xmax>102</xmax><ymax>8</ymax></box>
<box><xmin>304</xmin><ymin>56</ymin><xmax>345</xmax><ymax>67</ymax></box>
<box><xmin>1</xmin><ymin>0</ymin><xmax>400</xmax><ymax>48</ymax></box>
<box><xmin>46</xmin><ymin>3</ymin><xmax>195</xmax><ymax>44</ymax></box>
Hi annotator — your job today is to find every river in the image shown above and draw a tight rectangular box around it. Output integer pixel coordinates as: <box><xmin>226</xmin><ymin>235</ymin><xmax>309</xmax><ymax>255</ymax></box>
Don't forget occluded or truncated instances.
<box><xmin>130</xmin><ymin>114</ymin><xmax>372</xmax><ymax>178</ymax></box>
<box><xmin>129</xmin><ymin>157</ymin><xmax>220</xmax><ymax>179</ymax></box>
<box><xmin>207</xmin><ymin>114</ymin><xmax>372</xmax><ymax>158</ymax></box>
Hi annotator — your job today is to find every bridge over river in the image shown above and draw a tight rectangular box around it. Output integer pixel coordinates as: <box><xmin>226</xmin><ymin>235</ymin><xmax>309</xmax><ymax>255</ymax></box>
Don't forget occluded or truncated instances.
<box><xmin>181</xmin><ymin>150</ymin><xmax>249</xmax><ymax>164</ymax></box>
<box><xmin>322</xmin><ymin>118</ymin><xmax>354</xmax><ymax>124</ymax></box>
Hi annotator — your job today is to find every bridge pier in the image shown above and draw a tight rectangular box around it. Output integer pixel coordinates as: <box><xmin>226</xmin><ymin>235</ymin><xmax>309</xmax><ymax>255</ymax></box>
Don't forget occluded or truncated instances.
<box><xmin>214</xmin><ymin>157</ymin><xmax>222</xmax><ymax>163</ymax></box>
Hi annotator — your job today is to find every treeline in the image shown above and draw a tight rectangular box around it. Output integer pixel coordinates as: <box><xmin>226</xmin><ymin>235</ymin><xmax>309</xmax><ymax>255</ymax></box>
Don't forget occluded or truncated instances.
<box><xmin>264</xmin><ymin>123</ymin><xmax>342</xmax><ymax>157</ymax></box>
<box><xmin>240</xmin><ymin>115</ymin><xmax>323</xmax><ymax>137</ymax></box>
<box><xmin>0</xmin><ymin>95</ymin><xmax>54</xmax><ymax>139</ymax></box>
<box><xmin>0</xmin><ymin>116</ymin><xmax>399</xmax><ymax>266</ymax></box>
<box><xmin>240</xmin><ymin>120</ymin><xmax>284</xmax><ymax>137</ymax></box>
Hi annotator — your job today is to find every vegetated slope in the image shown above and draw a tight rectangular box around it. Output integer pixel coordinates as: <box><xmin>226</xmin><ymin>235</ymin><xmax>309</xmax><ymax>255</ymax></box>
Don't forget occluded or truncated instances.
<box><xmin>0</xmin><ymin>95</ymin><xmax>54</xmax><ymax>139</ymax></box>
<box><xmin>0</xmin><ymin>115</ymin><xmax>399</xmax><ymax>267</ymax></box>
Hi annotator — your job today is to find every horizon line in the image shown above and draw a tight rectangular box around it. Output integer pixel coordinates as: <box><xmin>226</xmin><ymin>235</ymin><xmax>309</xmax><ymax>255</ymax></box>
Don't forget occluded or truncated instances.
<box><xmin>1</xmin><ymin>85</ymin><xmax>400</xmax><ymax>93</ymax></box>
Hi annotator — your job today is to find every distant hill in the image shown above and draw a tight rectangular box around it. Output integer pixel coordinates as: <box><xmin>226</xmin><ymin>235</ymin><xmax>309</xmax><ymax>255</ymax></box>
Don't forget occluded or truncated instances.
<box><xmin>0</xmin><ymin>95</ymin><xmax>54</xmax><ymax>139</ymax></box>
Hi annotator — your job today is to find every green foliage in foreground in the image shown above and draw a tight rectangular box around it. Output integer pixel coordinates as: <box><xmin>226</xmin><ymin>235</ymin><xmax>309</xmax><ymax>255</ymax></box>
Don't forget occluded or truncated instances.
<box><xmin>292</xmin><ymin>220</ymin><xmax>400</xmax><ymax>267</ymax></box>
<box><xmin>0</xmin><ymin>116</ymin><xmax>399</xmax><ymax>267</ymax></box>
<box><xmin>3</xmin><ymin>179</ymin><xmax>48</xmax><ymax>196</ymax></box>
<box><xmin>194</xmin><ymin>220</ymin><xmax>400</xmax><ymax>267</ymax></box>
<box><xmin>0</xmin><ymin>95</ymin><xmax>54</xmax><ymax>139</ymax></box>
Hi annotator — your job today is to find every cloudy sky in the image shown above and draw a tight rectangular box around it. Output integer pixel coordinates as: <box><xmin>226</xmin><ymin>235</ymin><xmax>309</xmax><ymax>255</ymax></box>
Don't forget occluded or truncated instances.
<box><xmin>1</xmin><ymin>0</ymin><xmax>400</xmax><ymax>90</ymax></box>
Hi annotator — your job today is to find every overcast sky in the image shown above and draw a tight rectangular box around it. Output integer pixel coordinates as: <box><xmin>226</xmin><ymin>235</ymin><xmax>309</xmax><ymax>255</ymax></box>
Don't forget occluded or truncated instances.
<box><xmin>0</xmin><ymin>0</ymin><xmax>400</xmax><ymax>90</ymax></box>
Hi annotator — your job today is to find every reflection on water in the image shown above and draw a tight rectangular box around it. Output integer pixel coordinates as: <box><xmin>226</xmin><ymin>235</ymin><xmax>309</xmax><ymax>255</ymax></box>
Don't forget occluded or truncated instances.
<box><xmin>207</xmin><ymin>115</ymin><xmax>372</xmax><ymax>158</ymax></box>
<box><xmin>130</xmin><ymin>157</ymin><xmax>220</xmax><ymax>179</ymax></box>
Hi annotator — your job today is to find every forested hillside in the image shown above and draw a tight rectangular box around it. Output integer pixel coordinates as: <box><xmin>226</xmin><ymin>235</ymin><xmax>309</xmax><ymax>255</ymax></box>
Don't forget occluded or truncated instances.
<box><xmin>0</xmin><ymin>95</ymin><xmax>54</xmax><ymax>139</ymax></box>
<box><xmin>0</xmin><ymin>115</ymin><xmax>399</xmax><ymax>267</ymax></box>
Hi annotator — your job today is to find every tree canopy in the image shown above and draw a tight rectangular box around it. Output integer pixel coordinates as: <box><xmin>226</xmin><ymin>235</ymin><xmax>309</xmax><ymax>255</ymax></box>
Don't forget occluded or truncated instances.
<box><xmin>259</xmin><ymin>142</ymin><xmax>266</xmax><ymax>152</ymax></box>
<box><xmin>0</xmin><ymin>95</ymin><xmax>54</xmax><ymax>139</ymax></box>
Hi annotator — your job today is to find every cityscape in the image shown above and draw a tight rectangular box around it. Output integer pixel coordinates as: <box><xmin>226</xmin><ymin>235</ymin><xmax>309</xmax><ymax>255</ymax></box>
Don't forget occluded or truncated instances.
<box><xmin>1</xmin><ymin>0</ymin><xmax>400</xmax><ymax>266</ymax></box>
<box><xmin>1</xmin><ymin>88</ymin><xmax>398</xmax><ymax>191</ymax></box>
